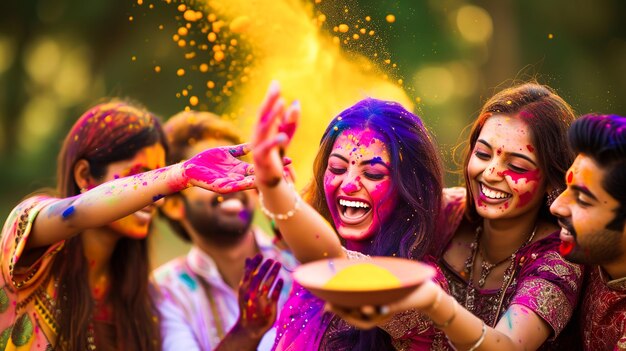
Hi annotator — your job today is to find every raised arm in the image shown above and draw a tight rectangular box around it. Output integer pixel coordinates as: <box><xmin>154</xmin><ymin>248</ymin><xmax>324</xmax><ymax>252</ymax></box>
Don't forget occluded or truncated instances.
<box><xmin>251</xmin><ymin>82</ymin><xmax>344</xmax><ymax>263</ymax></box>
<box><xmin>26</xmin><ymin>145</ymin><xmax>255</xmax><ymax>249</ymax></box>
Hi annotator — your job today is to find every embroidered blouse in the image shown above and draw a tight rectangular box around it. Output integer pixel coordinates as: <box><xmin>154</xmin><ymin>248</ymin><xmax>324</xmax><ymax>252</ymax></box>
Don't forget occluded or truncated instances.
<box><xmin>439</xmin><ymin>188</ymin><xmax>584</xmax><ymax>350</ymax></box>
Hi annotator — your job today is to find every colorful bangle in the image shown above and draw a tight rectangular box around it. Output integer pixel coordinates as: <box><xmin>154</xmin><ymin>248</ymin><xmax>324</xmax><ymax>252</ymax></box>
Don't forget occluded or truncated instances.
<box><xmin>259</xmin><ymin>182</ymin><xmax>302</xmax><ymax>221</ymax></box>
<box><xmin>433</xmin><ymin>297</ymin><xmax>458</xmax><ymax>329</ymax></box>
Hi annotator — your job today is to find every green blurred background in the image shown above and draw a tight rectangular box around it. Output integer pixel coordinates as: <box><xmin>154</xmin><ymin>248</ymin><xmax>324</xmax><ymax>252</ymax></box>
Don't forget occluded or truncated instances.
<box><xmin>1</xmin><ymin>0</ymin><xmax>624</xmax><ymax>266</ymax></box>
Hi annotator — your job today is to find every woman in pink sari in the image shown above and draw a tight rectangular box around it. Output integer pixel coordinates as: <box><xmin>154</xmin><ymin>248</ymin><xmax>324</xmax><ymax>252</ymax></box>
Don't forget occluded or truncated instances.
<box><xmin>250</xmin><ymin>83</ymin><xmax>451</xmax><ymax>350</ymax></box>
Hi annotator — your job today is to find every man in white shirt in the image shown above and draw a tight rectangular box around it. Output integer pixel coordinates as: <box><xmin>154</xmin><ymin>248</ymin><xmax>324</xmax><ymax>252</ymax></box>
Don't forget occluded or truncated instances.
<box><xmin>155</xmin><ymin>110</ymin><xmax>296</xmax><ymax>351</ymax></box>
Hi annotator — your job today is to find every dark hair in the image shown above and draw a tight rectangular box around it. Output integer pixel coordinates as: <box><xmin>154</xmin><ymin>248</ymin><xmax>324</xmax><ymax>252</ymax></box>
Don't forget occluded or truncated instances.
<box><xmin>462</xmin><ymin>82</ymin><xmax>576</xmax><ymax>224</ymax></box>
<box><xmin>568</xmin><ymin>114</ymin><xmax>626</xmax><ymax>231</ymax></box>
<box><xmin>53</xmin><ymin>100</ymin><xmax>165</xmax><ymax>350</ymax></box>
<box><xmin>161</xmin><ymin>110</ymin><xmax>242</xmax><ymax>242</ymax></box>
<box><xmin>305</xmin><ymin>98</ymin><xmax>444</xmax><ymax>350</ymax></box>
<box><xmin>306</xmin><ymin>98</ymin><xmax>443</xmax><ymax>258</ymax></box>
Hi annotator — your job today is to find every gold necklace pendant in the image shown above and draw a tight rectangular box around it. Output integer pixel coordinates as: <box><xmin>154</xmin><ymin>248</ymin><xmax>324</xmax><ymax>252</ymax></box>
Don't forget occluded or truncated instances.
<box><xmin>478</xmin><ymin>260</ymin><xmax>497</xmax><ymax>288</ymax></box>
<box><xmin>463</xmin><ymin>225</ymin><xmax>538</xmax><ymax>322</ymax></box>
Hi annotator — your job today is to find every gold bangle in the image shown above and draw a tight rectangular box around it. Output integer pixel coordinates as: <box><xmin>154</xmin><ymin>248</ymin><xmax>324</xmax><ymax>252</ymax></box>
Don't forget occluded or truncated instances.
<box><xmin>426</xmin><ymin>288</ymin><xmax>443</xmax><ymax>312</ymax></box>
<box><xmin>433</xmin><ymin>297</ymin><xmax>458</xmax><ymax>329</ymax></box>
<box><xmin>446</xmin><ymin>321</ymin><xmax>487</xmax><ymax>351</ymax></box>
<box><xmin>259</xmin><ymin>182</ymin><xmax>302</xmax><ymax>221</ymax></box>
<box><xmin>466</xmin><ymin>321</ymin><xmax>487</xmax><ymax>351</ymax></box>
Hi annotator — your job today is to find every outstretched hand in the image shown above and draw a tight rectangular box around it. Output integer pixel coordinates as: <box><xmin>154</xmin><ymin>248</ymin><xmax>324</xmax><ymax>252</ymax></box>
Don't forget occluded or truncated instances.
<box><xmin>235</xmin><ymin>254</ymin><xmax>284</xmax><ymax>340</ymax></box>
<box><xmin>179</xmin><ymin>144</ymin><xmax>256</xmax><ymax>193</ymax></box>
<box><xmin>325</xmin><ymin>280</ymin><xmax>441</xmax><ymax>330</ymax></box>
<box><xmin>251</xmin><ymin>81</ymin><xmax>300</xmax><ymax>187</ymax></box>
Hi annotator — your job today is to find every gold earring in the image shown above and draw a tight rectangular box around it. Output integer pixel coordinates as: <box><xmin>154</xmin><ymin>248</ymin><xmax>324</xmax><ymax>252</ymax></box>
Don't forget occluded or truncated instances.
<box><xmin>546</xmin><ymin>188</ymin><xmax>562</xmax><ymax>206</ymax></box>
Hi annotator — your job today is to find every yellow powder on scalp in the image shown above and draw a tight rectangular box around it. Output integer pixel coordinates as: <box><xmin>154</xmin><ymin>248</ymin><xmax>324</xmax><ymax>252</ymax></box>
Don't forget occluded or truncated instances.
<box><xmin>323</xmin><ymin>263</ymin><xmax>401</xmax><ymax>291</ymax></box>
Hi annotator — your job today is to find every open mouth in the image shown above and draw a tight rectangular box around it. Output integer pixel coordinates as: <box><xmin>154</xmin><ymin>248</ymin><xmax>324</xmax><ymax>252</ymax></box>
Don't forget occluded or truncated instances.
<box><xmin>559</xmin><ymin>227</ymin><xmax>575</xmax><ymax>241</ymax></box>
<box><xmin>559</xmin><ymin>227</ymin><xmax>576</xmax><ymax>255</ymax></box>
<box><xmin>213</xmin><ymin>194</ymin><xmax>249</xmax><ymax>215</ymax></box>
<box><xmin>337</xmin><ymin>198</ymin><xmax>372</xmax><ymax>224</ymax></box>
<box><xmin>557</xmin><ymin>220</ymin><xmax>576</xmax><ymax>241</ymax></box>
<box><xmin>133</xmin><ymin>208</ymin><xmax>154</xmax><ymax>224</ymax></box>
<box><xmin>557</xmin><ymin>220</ymin><xmax>577</xmax><ymax>255</ymax></box>
<box><xmin>479</xmin><ymin>183</ymin><xmax>512</xmax><ymax>201</ymax></box>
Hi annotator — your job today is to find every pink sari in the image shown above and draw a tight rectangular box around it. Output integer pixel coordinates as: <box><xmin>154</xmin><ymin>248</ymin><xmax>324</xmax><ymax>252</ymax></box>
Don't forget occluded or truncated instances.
<box><xmin>273</xmin><ymin>252</ymin><xmax>452</xmax><ymax>351</ymax></box>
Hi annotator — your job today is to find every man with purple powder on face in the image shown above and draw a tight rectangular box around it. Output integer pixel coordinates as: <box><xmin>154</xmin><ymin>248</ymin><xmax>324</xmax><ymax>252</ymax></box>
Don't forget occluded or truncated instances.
<box><xmin>550</xmin><ymin>114</ymin><xmax>626</xmax><ymax>350</ymax></box>
<box><xmin>154</xmin><ymin>110</ymin><xmax>296</xmax><ymax>351</ymax></box>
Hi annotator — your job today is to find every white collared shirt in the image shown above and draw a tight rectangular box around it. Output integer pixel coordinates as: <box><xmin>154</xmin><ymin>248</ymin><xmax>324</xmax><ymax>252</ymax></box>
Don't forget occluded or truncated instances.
<box><xmin>154</xmin><ymin>229</ymin><xmax>296</xmax><ymax>351</ymax></box>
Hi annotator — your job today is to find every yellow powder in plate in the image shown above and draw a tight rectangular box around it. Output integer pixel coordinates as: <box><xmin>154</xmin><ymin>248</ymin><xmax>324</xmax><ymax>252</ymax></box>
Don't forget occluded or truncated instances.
<box><xmin>323</xmin><ymin>263</ymin><xmax>401</xmax><ymax>291</ymax></box>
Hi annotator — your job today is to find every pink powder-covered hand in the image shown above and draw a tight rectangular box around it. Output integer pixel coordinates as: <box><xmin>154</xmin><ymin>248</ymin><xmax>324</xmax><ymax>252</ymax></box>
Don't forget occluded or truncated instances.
<box><xmin>172</xmin><ymin>144</ymin><xmax>256</xmax><ymax>193</ymax></box>
<box><xmin>251</xmin><ymin>81</ymin><xmax>300</xmax><ymax>187</ymax></box>
<box><xmin>235</xmin><ymin>254</ymin><xmax>283</xmax><ymax>339</ymax></box>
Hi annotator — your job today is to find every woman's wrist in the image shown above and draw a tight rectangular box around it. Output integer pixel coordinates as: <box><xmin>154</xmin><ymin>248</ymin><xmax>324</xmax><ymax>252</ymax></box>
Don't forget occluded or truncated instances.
<box><xmin>424</xmin><ymin>285</ymin><xmax>443</xmax><ymax>312</ymax></box>
<box><xmin>166</xmin><ymin>163</ymin><xmax>190</xmax><ymax>192</ymax></box>
<box><xmin>446</xmin><ymin>320</ymin><xmax>487</xmax><ymax>351</ymax></box>
<box><xmin>432</xmin><ymin>298</ymin><xmax>458</xmax><ymax>329</ymax></box>
<box><xmin>424</xmin><ymin>286</ymin><xmax>458</xmax><ymax>330</ymax></box>
<box><xmin>259</xmin><ymin>180</ymin><xmax>301</xmax><ymax>221</ymax></box>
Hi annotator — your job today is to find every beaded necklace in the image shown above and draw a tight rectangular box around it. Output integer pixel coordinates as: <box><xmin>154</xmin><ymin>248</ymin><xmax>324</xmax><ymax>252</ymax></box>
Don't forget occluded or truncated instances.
<box><xmin>463</xmin><ymin>225</ymin><xmax>537</xmax><ymax>325</ymax></box>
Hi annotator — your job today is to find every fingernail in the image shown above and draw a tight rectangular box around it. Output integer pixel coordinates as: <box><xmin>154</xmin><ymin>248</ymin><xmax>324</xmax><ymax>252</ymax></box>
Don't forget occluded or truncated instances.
<box><xmin>276</xmin><ymin>133</ymin><xmax>287</xmax><ymax>143</ymax></box>
<box><xmin>269</xmin><ymin>80</ymin><xmax>280</xmax><ymax>93</ymax></box>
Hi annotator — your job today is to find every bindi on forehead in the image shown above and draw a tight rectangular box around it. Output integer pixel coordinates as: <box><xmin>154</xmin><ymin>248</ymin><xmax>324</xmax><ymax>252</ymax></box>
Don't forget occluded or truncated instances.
<box><xmin>567</xmin><ymin>170</ymin><xmax>573</xmax><ymax>184</ymax></box>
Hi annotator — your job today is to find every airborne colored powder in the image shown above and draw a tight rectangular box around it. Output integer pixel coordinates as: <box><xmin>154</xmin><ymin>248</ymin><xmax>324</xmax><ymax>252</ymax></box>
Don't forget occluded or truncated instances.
<box><xmin>138</xmin><ymin>0</ymin><xmax>409</xmax><ymax>185</ymax></box>
<box><xmin>324</xmin><ymin>263</ymin><xmax>401</xmax><ymax>291</ymax></box>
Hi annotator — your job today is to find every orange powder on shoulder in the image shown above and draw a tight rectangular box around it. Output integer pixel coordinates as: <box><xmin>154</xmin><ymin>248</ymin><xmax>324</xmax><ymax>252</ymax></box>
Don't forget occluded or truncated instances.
<box><xmin>323</xmin><ymin>263</ymin><xmax>401</xmax><ymax>291</ymax></box>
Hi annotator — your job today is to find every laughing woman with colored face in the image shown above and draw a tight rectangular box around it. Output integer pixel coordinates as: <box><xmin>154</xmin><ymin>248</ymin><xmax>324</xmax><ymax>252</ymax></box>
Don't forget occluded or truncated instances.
<box><xmin>251</xmin><ymin>83</ymin><xmax>452</xmax><ymax>350</ymax></box>
<box><xmin>0</xmin><ymin>101</ymin><xmax>254</xmax><ymax>350</ymax></box>
<box><xmin>331</xmin><ymin>83</ymin><xmax>584</xmax><ymax>351</ymax></box>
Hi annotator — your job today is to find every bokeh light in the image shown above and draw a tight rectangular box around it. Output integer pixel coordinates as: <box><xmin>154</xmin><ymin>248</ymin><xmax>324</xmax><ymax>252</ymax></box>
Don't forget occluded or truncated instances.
<box><xmin>0</xmin><ymin>35</ymin><xmax>16</xmax><ymax>75</ymax></box>
<box><xmin>456</xmin><ymin>5</ymin><xmax>493</xmax><ymax>44</ymax></box>
<box><xmin>18</xmin><ymin>95</ymin><xmax>61</xmax><ymax>154</ymax></box>
<box><xmin>414</xmin><ymin>66</ymin><xmax>455</xmax><ymax>105</ymax></box>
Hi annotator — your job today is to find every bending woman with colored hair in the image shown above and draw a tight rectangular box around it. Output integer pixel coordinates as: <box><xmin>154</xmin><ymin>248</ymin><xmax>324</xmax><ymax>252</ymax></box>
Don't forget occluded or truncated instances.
<box><xmin>0</xmin><ymin>101</ymin><xmax>254</xmax><ymax>350</ymax></box>
<box><xmin>251</xmin><ymin>83</ymin><xmax>451</xmax><ymax>350</ymax></box>
<box><xmin>331</xmin><ymin>83</ymin><xmax>584</xmax><ymax>351</ymax></box>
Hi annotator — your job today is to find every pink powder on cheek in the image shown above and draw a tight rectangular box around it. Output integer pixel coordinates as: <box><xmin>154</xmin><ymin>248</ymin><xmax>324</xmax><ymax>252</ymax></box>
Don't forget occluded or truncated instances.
<box><xmin>503</xmin><ymin>169</ymin><xmax>542</xmax><ymax>208</ymax></box>
<box><xmin>323</xmin><ymin>173</ymin><xmax>336</xmax><ymax>184</ymax></box>
<box><xmin>370</xmin><ymin>181</ymin><xmax>395</xmax><ymax>224</ymax></box>
<box><xmin>502</xmin><ymin>169</ymin><xmax>542</xmax><ymax>185</ymax></box>
<box><xmin>323</xmin><ymin>174</ymin><xmax>342</xmax><ymax>228</ymax></box>
<box><xmin>517</xmin><ymin>191</ymin><xmax>535</xmax><ymax>208</ymax></box>
<box><xmin>473</xmin><ymin>187</ymin><xmax>486</xmax><ymax>208</ymax></box>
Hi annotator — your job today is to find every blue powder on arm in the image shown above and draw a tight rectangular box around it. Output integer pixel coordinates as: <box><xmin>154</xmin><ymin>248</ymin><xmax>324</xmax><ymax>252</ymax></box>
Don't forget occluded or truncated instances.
<box><xmin>61</xmin><ymin>205</ymin><xmax>75</xmax><ymax>219</ymax></box>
